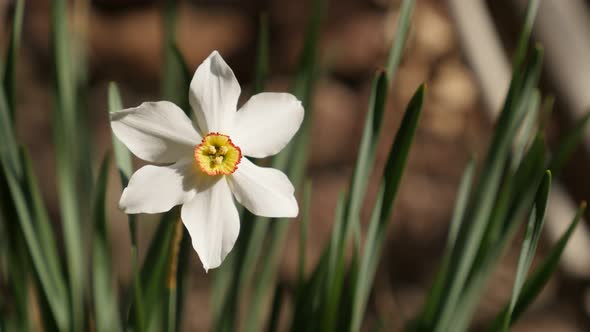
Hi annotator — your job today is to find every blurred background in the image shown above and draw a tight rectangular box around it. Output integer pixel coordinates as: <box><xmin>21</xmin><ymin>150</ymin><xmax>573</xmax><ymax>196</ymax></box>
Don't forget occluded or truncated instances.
<box><xmin>1</xmin><ymin>0</ymin><xmax>590</xmax><ymax>330</ymax></box>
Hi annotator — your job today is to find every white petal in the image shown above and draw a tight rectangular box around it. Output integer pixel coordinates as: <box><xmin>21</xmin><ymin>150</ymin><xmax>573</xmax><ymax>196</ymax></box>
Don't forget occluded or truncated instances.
<box><xmin>228</xmin><ymin>158</ymin><xmax>298</xmax><ymax>218</ymax></box>
<box><xmin>230</xmin><ymin>93</ymin><xmax>303</xmax><ymax>158</ymax></box>
<box><xmin>119</xmin><ymin>158</ymin><xmax>197</xmax><ymax>214</ymax></box>
<box><xmin>181</xmin><ymin>178</ymin><xmax>240</xmax><ymax>272</ymax></box>
<box><xmin>111</xmin><ymin>101</ymin><xmax>200</xmax><ymax>163</ymax></box>
<box><xmin>189</xmin><ymin>51</ymin><xmax>241</xmax><ymax>134</ymax></box>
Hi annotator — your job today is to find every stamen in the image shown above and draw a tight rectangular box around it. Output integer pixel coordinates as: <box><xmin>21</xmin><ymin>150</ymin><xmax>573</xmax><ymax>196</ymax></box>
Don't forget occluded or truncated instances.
<box><xmin>194</xmin><ymin>133</ymin><xmax>242</xmax><ymax>176</ymax></box>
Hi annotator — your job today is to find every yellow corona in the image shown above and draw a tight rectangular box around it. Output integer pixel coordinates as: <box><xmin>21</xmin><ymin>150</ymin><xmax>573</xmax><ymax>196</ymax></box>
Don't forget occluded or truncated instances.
<box><xmin>194</xmin><ymin>133</ymin><xmax>242</xmax><ymax>175</ymax></box>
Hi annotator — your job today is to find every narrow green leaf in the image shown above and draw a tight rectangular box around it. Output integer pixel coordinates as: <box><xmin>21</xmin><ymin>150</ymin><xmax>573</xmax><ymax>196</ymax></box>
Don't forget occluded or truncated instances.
<box><xmin>254</xmin><ymin>13</ymin><xmax>270</xmax><ymax>94</ymax></box>
<box><xmin>243</xmin><ymin>219</ymin><xmax>290</xmax><ymax>332</ymax></box>
<box><xmin>239</xmin><ymin>131</ymin><xmax>310</xmax><ymax>331</ymax></box>
<box><xmin>3</xmin><ymin>0</ymin><xmax>24</xmax><ymax>118</ymax></box>
<box><xmin>267</xmin><ymin>283</ymin><xmax>285</xmax><ymax>332</ymax></box>
<box><xmin>162</xmin><ymin>0</ymin><xmax>183</xmax><ymax>105</ymax></box>
<box><xmin>1</xmin><ymin>204</ymin><xmax>30</xmax><ymax>331</ymax></box>
<box><xmin>92</xmin><ymin>154</ymin><xmax>121</xmax><ymax>332</ymax></box>
<box><xmin>52</xmin><ymin>0</ymin><xmax>85</xmax><ymax>328</ymax></box>
<box><xmin>512</xmin><ymin>90</ymin><xmax>540</xmax><ymax>169</ymax></box>
<box><xmin>170</xmin><ymin>44</ymin><xmax>192</xmax><ymax>91</ymax></box>
<box><xmin>417</xmin><ymin>158</ymin><xmax>476</xmax><ymax>328</ymax></box>
<box><xmin>432</xmin><ymin>45</ymin><xmax>544</xmax><ymax>332</ymax></box>
<box><xmin>139</xmin><ymin>210</ymin><xmax>178</xmax><ymax>329</ymax></box>
<box><xmin>349</xmin><ymin>84</ymin><xmax>424</xmax><ymax>332</ymax></box>
<box><xmin>344</xmin><ymin>71</ymin><xmax>388</xmax><ymax>245</ymax></box>
<box><xmin>380</xmin><ymin>84</ymin><xmax>425</xmax><ymax>223</ymax></box>
<box><xmin>447</xmin><ymin>159</ymin><xmax>477</xmax><ymax>248</ymax></box>
<box><xmin>0</xmin><ymin>82</ymin><xmax>21</xmax><ymax>175</ymax></box>
<box><xmin>298</xmin><ymin>180</ymin><xmax>312</xmax><ymax>289</ymax></box>
<box><xmin>350</xmin><ymin>185</ymin><xmax>385</xmax><ymax>332</ymax></box>
<box><xmin>290</xmin><ymin>252</ymin><xmax>329</xmax><ymax>332</ymax></box>
<box><xmin>538</xmin><ymin>95</ymin><xmax>555</xmax><ymax>132</ymax></box>
<box><xmin>500</xmin><ymin>171</ymin><xmax>551</xmax><ymax>331</ymax></box>
<box><xmin>344</xmin><ymin>0</ymin><xmax>414</xmax><ymax>248</ymax></box>
<box><xmin>0</xmin><ymin>153</ymin><xmax>68</xmax><ymax>330</ymax></box>
<box><xmin>512</xmin><ymin>0</ymin><xmax>541</xmax><ymax>70</ymax></box>
<box><xmin>444</xmin><ymin>138</ymin><xmax>547</xmax><ymax>332</ymax></box>
<box><xmin>386</xmin><ymin>0</ymin><xmax>415</xmax><ymax>79</ymax></box>
<box><xmin>320</xmin><ymin>190</ymin><xmax>349</xmax><ymax>332</ymax></box>
<box><xmin>163</xmin><ymin>220</ymin><xmax>183</xmax><ymax>332</ymax></box>
<box><xmin>507</xmin><ymin>201</ymin><xmax>585</xmax><ymax>327</ymax></box>
<box><xmin>173</xmin><ymin>229</ymin><xmax>191</xmax><ymax>332</ymax></box>
<box><xmin>21</xmin><ymin>150</ymin><xmax>63</xmax><ymax>295</ymax></box>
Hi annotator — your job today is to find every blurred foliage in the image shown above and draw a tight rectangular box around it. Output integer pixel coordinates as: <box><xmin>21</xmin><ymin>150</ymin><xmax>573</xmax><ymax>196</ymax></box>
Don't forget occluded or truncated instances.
<box><xmin>0</xmin><ymin>0</ymin><xmax>588</xmax><ymax>331</ymax></box>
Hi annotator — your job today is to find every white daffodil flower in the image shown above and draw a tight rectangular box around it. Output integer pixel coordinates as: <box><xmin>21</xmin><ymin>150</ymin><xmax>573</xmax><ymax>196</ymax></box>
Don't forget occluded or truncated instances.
<box><xmin>110</xmin><ymin>51</ymin><xmax>303</xmax><ymax>271</ymax></box>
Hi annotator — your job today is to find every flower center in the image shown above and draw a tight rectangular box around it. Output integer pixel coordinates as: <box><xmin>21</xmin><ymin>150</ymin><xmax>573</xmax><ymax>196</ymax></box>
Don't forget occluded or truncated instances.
<box><xmin>194</xmin><ymin>133</ymin><xmax>242</xmax><ymax>176</ymax></box>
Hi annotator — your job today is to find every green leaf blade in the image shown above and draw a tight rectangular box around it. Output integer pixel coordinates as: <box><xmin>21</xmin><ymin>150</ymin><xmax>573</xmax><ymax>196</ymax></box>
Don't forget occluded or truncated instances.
<box><xmin>92</xmin><ymin>154</ymin><xmax>122</xmax><ymax>332</ymax></box>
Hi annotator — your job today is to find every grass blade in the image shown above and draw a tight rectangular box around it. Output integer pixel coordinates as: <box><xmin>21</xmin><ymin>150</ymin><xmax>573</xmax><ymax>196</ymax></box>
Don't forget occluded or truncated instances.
<box><xmin>349</xmin><ymin>84</ymin><xmax>424</xmax><ymax>332</ymax></box>
<box><xmin>386</xmin><ymin>0</ymin><xmax>415</xmax><ymax>79</ymax></box>
<box><xmin>350</xmin><ymin>186</ymin><xmax>385</xmax><ymax>332</ymax></box>
<box><xmin>433</xmin><ymin>45</ymin><xmax>543</xmax><ymax>332</ymax></box>
<box><xmin>445</xmin><ymin>136</ymin><xmax>547</xmax><ymax>332</ymax></box>
<box><xmin>52</xmin><ymin>0</ymin><xmax>86</xmax><ymax>328</ymax></box>
<box><xmin>21</xmin><ymin>151</ymin><xmax>63</xmax><ymax>296</ymax></box>
<box><xmin>0</xmin><ymin>79</ymin><xmax>21</xmax><ymax>174</ymax></box>
<box><xmin>380</xmin><ymin>84</ymin><xmax>425</xmax><ymax>223</ymax></box>
<box><xmin>164</xmin><ymin>219</ymin><xmax>183</xmax><ymax>332</ymax></box>
<box><xmin>513</xmin><ymin>0</ymin><xmax>541</xmax><ymax>70</ymax></box>
<box><xmin>319</xmin><ymin>190</ymin><xmax>348</xmax><ymax>332</ymax></box>
<box><xmin>3</xmin><ymin>0</ymin><xmax>24</xmax><ymax>118</ymax></box>
<box><xmin>162</xmin><ymin>0</ymin><xmax>184</xmax><ymax>106</ymax></box>
<box><xmin>512</xmin><ymin>90</ymin><xmax>540</xmax><ymax>169</ymax></box>
<box><xmin>298</xmin><ymin>180</ymin><xmax>312</xmax><ymax>289</ymax></box>
<box><xmin>266</xmin><ymin>283</ymin><xmax>285</xmax><ymax>332</ymax></box>
<box><xmin>344</xmin><ymin>71</ymin><xmax>388</xmax><ymax>245</ymax></box>
<box><xmin>495</xmin><ymin>201</ymin><xmax>586</xmax><ymax>329</ymax></box>
<box><xmin>417</xmin><ymin>158</ymin><xmax>476</xmax><ymax>327</ymax></box>
<box><xmin>500</xmin><ymin>171</ymin><xmax>551</xmax><ymax>331</ymax></box>
<box><xmin>254</xmin><ymin>13</ymin><xmax>270</xmax><ymax>94</ymax></box>
<box><xmin>92</xmin><ymin>154</ymin><xmax>121</xmax><ymax>332</ymax></box>
<box><xmin>0</xmin><ymin>153</ymin><xmax>69</xmax><ymax>330</ymax></box>
<box><xmin>1</xmin><ymin>82</ymin><xmax>68</xmax><ymax>328</ymax></box>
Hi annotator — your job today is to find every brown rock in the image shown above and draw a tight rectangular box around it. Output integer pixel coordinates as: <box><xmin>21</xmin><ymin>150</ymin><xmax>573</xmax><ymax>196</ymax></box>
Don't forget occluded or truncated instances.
<box><xmin>310</xmin><ymin>79</ymin><xmax>362</xmax><ymax>167</ymax></box>
<box><xmin>422</xmin><ymin>103</ymin><xmax>467</xmax><ymax>139</ymax></box>
<box><xmin>511</xmin><ymin>304</ymin><xmax>584</xmax><ymax>332</ymax></box>
<box><xmin>393</xmin><ymin>59</ymin><xmax>430</xmax><ymax>105</ymax></box>
<box><xmin>27</xmin><ymin>3</ymin><xmax>252</xmax><ymax>82</ymax></box>
<box><xmin>322</xmin><ymin>12</ymin><xmax>388</xmax><ymax>76</ymax></box>
<box><xmin>413</xmin><ymin>3</ymin><xmax>455</xmax><ymax>62</ymax></box>
<box><xmin>431</xmin><ymin>59</ymin><xmax>479</xmax><ymax>113</ymax></box>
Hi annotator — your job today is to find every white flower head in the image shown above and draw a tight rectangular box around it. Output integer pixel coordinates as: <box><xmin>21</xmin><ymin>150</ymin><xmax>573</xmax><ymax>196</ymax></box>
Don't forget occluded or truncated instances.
<box><xmin>110</xmin><ymin>51</ymin><xmax>303</xmax><ymax>272</ymax></box>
